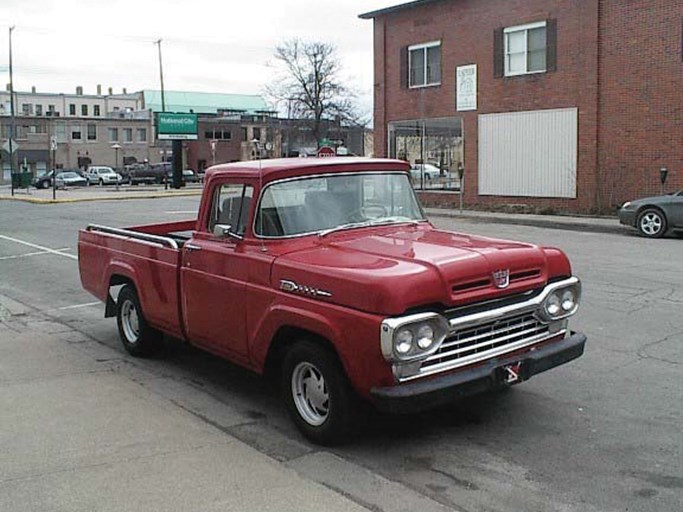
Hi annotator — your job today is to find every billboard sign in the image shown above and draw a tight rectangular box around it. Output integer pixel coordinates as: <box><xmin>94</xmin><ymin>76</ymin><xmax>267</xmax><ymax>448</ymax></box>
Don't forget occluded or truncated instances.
<box><xmin>156</xmin><ymin>113</ymin><xmax>198</xmax><ymax>140</ymax></box>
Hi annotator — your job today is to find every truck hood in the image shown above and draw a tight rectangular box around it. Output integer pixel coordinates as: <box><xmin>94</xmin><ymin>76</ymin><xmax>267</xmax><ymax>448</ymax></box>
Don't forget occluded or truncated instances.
<box><xmin>271</xmin><ymin>225</ymin><xmax>569</xmax><ymax>315</ymax></box>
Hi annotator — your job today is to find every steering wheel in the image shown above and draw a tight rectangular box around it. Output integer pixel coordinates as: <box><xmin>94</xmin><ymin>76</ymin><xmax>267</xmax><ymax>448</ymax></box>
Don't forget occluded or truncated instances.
<box><xmin>346</xmin><ymin>203</ymin><xmax>388</xmax><ymax>222</ymax></box>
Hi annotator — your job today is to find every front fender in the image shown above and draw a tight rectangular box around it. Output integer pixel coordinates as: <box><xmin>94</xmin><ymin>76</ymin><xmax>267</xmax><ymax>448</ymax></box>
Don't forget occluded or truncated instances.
<box><xmin>249</xmin><ymin>299</ymin><xmax>394</xmax><ymax>397</ymax></box>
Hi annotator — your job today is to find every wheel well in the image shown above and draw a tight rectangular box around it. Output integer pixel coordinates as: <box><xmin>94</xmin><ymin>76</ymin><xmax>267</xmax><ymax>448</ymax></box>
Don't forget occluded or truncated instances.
<box><xmin>263</xmin><ymin>326</ymin><xmax>339</xmax><ymax>382</ymax></box>
<box><xmin>109</xmin><ymin>274</ymin><xmax>134</xmax><ymax>288</ymax></box>
<box><xmin>637</xmin><ymin>205</ymin><xmax>667</xmax><ymax>221</ymax></box>
<box><xmin>105</xmin><ymin>275</ymin><xmax>135</xmax><ymax>317</ymax></box>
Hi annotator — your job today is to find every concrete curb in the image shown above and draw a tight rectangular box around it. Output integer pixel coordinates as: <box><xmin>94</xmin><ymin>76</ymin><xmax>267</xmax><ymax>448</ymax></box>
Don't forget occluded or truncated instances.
<box><xmin>0</xmin><ymin>189</ymin><xmax>203</xmax><ymax>204</ymax></box>
<box><xmin>426</xmin><ymin>208</ymin><xmax>627</xmax><ymax>235</ymax></box>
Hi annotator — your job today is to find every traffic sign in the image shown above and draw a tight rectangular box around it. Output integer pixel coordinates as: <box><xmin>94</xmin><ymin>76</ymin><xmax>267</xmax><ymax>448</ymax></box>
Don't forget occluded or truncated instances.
<box><xmin>50</xmin><ymin>136</ymin><xmax>58</xmax><ymax>151</ymax></box>
<box><xmin>317</xmin><ymin>146</ymin><xmax>335</xmax><ymax>158</ymax></box>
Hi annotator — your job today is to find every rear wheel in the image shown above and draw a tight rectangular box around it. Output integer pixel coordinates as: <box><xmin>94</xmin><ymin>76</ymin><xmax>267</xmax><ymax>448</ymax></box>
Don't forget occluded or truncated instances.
<box><xmin>116</xmin><ymin>285</ymin><xmax>162</xmax><ymax>357</ymax></box>
<box><xmin>637</xmin><ymin>208</ymin><xmax>667</xmax><ymax>238</ymax></box>
<box><xmin>281</xmin><ymin>341</ymin><xmax>358</xmax><ymax>445</ymax></box>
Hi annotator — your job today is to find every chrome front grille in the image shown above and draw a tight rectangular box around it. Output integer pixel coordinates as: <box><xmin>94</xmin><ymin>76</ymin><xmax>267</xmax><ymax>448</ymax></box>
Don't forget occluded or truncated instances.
<box><xmin>414</xmin><ymin>312</ymin><xmax>558</xmax><ymax>379</ymax></box>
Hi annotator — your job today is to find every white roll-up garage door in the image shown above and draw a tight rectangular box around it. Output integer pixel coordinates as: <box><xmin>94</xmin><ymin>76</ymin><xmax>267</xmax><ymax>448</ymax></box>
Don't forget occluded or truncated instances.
<box><xmin>478</xmin><ymin>107</ymin><xmax>577</xmax><ymax>198</ymax></box>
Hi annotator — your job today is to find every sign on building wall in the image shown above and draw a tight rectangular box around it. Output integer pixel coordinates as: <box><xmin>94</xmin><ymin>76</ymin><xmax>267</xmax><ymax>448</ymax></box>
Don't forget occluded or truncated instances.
<box><xmin>456</xmin><ymin>64</ymin><xmax>477</xmax><ymax>111</ymax></box>
<box><xmin>156</xmin><ymin>112</ymin><xmax>198</xmax><ymax>140</ymax></box>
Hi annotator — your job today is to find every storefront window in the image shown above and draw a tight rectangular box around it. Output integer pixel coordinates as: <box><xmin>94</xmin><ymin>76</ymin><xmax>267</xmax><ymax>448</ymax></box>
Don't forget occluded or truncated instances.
<box><xmin>388</xmin><ymin>117</ymin><xmax>463</xmax><ymax>192</ymax></box>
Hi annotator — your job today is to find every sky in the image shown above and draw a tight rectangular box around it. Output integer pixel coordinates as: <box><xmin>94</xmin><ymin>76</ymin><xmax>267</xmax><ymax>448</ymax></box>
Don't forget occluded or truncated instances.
<box><xmin>0</xmin><ymin>0</ymin><xmax>400</xmax><ymax>118</ymax></box>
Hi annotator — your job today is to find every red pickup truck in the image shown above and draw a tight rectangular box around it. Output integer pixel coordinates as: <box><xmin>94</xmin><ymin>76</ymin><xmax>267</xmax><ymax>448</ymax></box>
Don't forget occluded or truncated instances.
<box><xmin>79</xmin><ymin>157</ymin><xmax>586</xmax><ymax>444</ymax></box>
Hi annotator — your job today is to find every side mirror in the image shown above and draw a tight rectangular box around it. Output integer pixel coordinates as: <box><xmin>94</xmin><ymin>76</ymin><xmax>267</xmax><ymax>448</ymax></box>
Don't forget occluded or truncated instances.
<box><xmin>213</xmin><ymin>224</ymin><xmax>232</xmax><ymax>238</ymax></box>
<box><xmin>213</xmin><ymin>224</ymin><xmax>244</xmax><ymax>241</ymax></box>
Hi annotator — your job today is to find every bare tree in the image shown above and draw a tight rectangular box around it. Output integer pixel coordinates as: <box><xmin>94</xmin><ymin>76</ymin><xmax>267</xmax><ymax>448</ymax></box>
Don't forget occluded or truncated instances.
<box><xmin>266</xmin><ymin>39</ymin><xmax>364</xmax><ymax>145</ymax></box>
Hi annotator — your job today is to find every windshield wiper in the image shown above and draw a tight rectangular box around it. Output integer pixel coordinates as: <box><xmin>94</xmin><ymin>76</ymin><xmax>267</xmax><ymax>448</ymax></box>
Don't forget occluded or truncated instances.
<box><xmin>318</xmin><ymin>217</ymin><xmax>423</xmax><ymax>238</ymax></box>
<box><xmin>318</xmin><ymin>221</ymin><xmax>372</xmax><ymax>238</ymax></box>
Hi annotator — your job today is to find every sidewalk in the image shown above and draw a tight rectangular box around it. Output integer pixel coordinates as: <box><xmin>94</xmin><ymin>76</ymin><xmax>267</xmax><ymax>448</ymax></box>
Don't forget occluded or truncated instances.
<box><xmin>0</xmin><ymin>184</ymin><xmax>203</xmax><ymax>204</ymax></box>
<box><xmin>0</xmin><ymin>294</ymin><xmax>455</xmax><ymax>512</ymax></box>
<box><xmin>425</xmin><ymin>207</ymin><xmax>625</xmax><ymax>235</ymax></box>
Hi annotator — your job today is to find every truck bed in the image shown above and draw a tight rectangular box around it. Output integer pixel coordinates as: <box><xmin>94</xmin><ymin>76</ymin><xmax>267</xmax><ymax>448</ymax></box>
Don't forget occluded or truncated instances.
<box><xmin>78</xmin><ymin>219</ymin><xmax>196</xmax><ymax>339</ymax></box>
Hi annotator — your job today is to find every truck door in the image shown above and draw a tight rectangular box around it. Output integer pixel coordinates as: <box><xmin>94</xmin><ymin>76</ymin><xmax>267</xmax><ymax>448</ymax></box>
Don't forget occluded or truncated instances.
<box><xmin>180</xmin><ymin>182</ymin><xmax>253</xmax><ymax>359</ymax></box>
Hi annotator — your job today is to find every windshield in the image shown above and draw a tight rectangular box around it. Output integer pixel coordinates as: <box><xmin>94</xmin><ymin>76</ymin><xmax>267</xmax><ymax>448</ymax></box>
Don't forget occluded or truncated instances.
<box><xmin>255</xmin><ymin>172</ymin><xmax>425</xmax><ymax>237</ymax></box>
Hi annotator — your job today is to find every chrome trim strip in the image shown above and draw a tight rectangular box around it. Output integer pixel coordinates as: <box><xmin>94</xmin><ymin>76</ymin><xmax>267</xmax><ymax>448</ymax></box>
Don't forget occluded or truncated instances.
<box><xmin>448</xmin><ymin>277</ymin><xmax>580</xmax><ymax>330</ymax></box>
<box><xmin>86</xmin><ymin>224</ymin><xmax>179</xmax><ymax>250</ymax></box>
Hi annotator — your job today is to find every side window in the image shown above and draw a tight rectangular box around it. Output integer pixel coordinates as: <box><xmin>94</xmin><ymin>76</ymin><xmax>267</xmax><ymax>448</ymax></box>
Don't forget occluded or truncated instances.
<box><xmin>209</xmin><ymin>183</ymin><xmax>254</xmax><ymax>236</ymax></box>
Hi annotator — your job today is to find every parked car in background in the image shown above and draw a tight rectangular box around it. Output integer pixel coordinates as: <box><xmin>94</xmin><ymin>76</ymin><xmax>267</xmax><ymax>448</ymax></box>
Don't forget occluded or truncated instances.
<box><xmin>32</xmin><ymin>170</ymin><xmax>54</xmax><ymax>189</ymax></box>
<box><xmin>410</xmin><ymin>163</ymin><xmax>442</xmax><ymax>181</ymax></box>
<box><xmin>86</xmin><ymin>166</ymin><xmax>122</xmax><ymax>186</ymax></box>
<box><xmin>183</xmin><ymin>169</ymin><xmax>200</xmax><ymax>183</ymax></box>
<box><xmin>55</xmin><ymin>171</ymin><xmax>88</xmax><ymax>188</ymax></box>
<box><xmin>618</xmin><ymin>190</ymin><xmax>683</xmax><ymax>238</ymax></box>
<box><xmin>122</xmin><ymin>164</ymin><xmax>157</xmax><ymax>185</ymax></box>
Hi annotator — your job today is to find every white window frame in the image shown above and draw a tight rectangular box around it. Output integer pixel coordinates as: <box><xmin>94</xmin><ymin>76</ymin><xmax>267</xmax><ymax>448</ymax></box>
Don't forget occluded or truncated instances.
<box><xmin>504</xmin><ymin>21</ymin><xmax>547</xmax><ymax>77</ymax></box>
<box><xmin>408</xmin><ymin>40</ymin><xmax>441</xmax><ymax>88</ymax></box>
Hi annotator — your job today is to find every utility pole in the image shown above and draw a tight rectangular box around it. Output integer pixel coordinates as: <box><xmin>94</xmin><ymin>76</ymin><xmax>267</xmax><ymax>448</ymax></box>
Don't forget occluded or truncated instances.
<box><xmin>8</xmin><ymin>26</ymin><xmax>16</xmax><ymax>196</ymax></box>
<box><xmin>154</xmin><ymin>39</ymin><xmax>166</xmax><ymax>112</ymax></box>
<box><xmin>154</xmin><ymin>39</ymin><xmax>172</xmax><ymax>189</ymax></box>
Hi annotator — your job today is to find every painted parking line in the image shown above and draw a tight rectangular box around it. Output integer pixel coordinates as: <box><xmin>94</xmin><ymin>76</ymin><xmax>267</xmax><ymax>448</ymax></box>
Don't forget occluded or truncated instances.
<box><xmin>0</xmin><ymin>234</ymin><xmax>78</xmax><ymax>260</ymax></box>
<box><xmin>56</xmin><ymin>301</ymin><xmax>101</xmax><ymax>310</ymax></box>
<box><xmin>0</xmin><ymin>248</ymin><xmax>71</xmax><ymax>261</ymax></box>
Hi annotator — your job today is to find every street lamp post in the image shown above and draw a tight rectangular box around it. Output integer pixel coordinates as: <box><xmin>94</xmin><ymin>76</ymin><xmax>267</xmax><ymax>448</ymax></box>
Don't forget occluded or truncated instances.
<box><xmin>111</xmin><ymin>143</ymin><xmax>121</xmax><ymax>191</ymax></box>
<box><xmin>8</xmin><ymin>26</ymin><xmax>16</xmax><ymax>196</ymax></box>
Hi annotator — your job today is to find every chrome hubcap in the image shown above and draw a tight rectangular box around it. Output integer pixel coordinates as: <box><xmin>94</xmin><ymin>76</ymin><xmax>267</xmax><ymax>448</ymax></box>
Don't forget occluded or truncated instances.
<box><xmin>121</xmin><ymin>300</ymin><xmax>140</xmax><ymax>343</ymax></box>
<box><xmin>291</xmin><ymin>362</ymin><xmax>329</xmax><ymax>426</ymax></box>
<box><xmin>640</xmin><ymin>213</ymin><xmax>662</xmax><ymax>235</ymax></box>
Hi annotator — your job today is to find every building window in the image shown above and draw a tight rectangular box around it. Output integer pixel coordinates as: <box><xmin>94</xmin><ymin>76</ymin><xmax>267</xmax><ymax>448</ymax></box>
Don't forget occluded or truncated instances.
<box><xmin>408</xmin><ymin>41</ymin><xmax>441</xmax><ymax>87</ymax></box>
<box><xmin>69</xmin><ymin>104</ymin><xmax>76</xmax><ymax>115</ymax></box>
<box><xmin>94</xmin><ymin>105</ymin><xmax>101</xmax><ymax>116</ymax></box>
<box><xmin>35</xmin><ymin>105</ymin><xmax>43</xmax><ymax>116</ymax></box>
<box><xmin>136</xmin><ymin>128</ymin><xmax>147</xmax><ymax>142</ymax></box>
<box><xmin>123</xmin><ymin>128</ymin><xmax>132</xmax><ymax>142</ymax></box>
<box><xmin>252</xmin><ymin>127</ymin><xmax>261</xmax><ymax>141</ymax></box>
<box><xmin>108</xmin><ymin>127</ymin><xmax>119</xmax><ymax>142</ymax></box>
<box><xmin>205</xmin><ymin>129</ymin><xmax>232</xmax><ymax>140</ymax></box>
<box><xmin>504</xmin><ymin>21</ymin><xmax>547</xmax><ymax>76</ymax></box>
<box><xmin>241</xmin><ymin>127</ymin><xmax>248</xmax><ymax>141</ymax></box>
<box><xmin>48</xmin><ymin>105</ymin><xmax>55</xmax><ymax>114</ymax></box>
<box><xmin>71</xmin><ymin>126</ymin><xmax>82</xmax><ymax>140</ymax></box>
<box><xmin>87</xmin><ymin>124</ymin><xmax>97</xmax><ymax>141</ymax></box>
<box><xmin>22</xmin><ymin>103</ymin><xmax>33</xmax><ymax>115</ymax></box>
<box><xmin>81</xmin><ymin>104</ymin><xmax>88</xmax><ymax>116</ymax></box>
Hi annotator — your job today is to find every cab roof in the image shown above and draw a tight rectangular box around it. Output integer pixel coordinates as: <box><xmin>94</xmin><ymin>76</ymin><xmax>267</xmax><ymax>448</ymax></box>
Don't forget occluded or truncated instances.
<box><xmin>205</xmin><ymin>157</ymin><xmax>410</xmax><ymax>182</ymax></box>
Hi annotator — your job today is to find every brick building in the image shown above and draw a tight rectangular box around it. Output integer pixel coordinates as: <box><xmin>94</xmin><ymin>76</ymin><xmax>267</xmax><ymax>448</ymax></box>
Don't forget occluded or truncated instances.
<box><xmin>360</xmin><ymin>0</ymin><xmax>683</xmax><ymax>213</ymax></box>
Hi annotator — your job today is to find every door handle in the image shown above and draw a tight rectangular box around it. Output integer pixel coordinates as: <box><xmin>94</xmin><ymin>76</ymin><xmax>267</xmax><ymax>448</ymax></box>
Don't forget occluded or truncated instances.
<box><xmin>185</xmin><ymin>243</ymin><xmax>202</xmax><ymax>252</ymax></box>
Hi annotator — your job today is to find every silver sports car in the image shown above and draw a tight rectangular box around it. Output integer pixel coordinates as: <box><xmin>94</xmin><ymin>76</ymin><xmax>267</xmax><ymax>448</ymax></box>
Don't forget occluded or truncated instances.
<box><xmin>618</xmin><ymin>190</ymin><xmax>683</xmax><ymax>238</ymax></box>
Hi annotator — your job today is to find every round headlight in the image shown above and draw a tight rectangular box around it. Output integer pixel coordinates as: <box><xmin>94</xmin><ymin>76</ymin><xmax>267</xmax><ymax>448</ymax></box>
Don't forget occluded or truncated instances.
<box><xmin>545</xmin><ymin>293</ymin><xmax>561</xmax><ymax>317</ymax></box>
<box><xmin>416</xmin><ymin>324</ymin><xmax>435</xmax><ymax>350</ymax></box>
<box><xmin>395</xmin><ymin>328</ymin><xmax>414</xmax><ymax>354</ymax></box>
<box><xmin>561</xmin><ymin>289</ymin><xmax>576</xmax><ymax>312</ymax></box>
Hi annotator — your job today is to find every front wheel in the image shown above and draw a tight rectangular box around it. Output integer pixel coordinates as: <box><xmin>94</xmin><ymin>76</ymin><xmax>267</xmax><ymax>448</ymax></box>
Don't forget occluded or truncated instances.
<box><xmin>637</xmin><ymin>208</ymin><xmax>667</xmax><ymax>238</ymax></box>
<box><xmin>281</xmin><ymin>341</ymin><xmax>358</xmax><ymax>445</ymax></box>
<box><xmin>116</xmin><ymin>285</ymin><xmax>162</xmax><ymax>357</ymax></box>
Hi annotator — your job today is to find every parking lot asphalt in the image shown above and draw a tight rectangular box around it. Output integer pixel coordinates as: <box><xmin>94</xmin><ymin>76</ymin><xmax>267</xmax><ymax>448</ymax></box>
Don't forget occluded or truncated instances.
<box><xmin>0</xmin><ymin>196</ymin><xmax>681</xmax><ymax>512</ymax></box>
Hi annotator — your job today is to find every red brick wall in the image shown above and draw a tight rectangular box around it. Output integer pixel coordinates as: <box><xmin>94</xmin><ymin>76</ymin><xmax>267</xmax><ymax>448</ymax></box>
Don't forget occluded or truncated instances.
<box><xmin>597</xmin><ymin>0</ymin><xmax>683</xmax><ymax>208</ymax></box>
<box><xmin>186</xmin><ymin>122</ymin><xmax>242</xmax><ymax>171</ymax></box>
<box><xmin>369</xmin><ymin>0</ymin><xmax>681</xmax><ymax>213</ymax></box>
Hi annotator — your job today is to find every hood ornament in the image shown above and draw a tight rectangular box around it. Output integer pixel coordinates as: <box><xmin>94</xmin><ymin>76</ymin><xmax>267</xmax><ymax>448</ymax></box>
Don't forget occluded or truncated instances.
<box><xmin>492</xmin><ymin>269</ymin><xmax>510</xmax><ymax>289</ymax></box>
